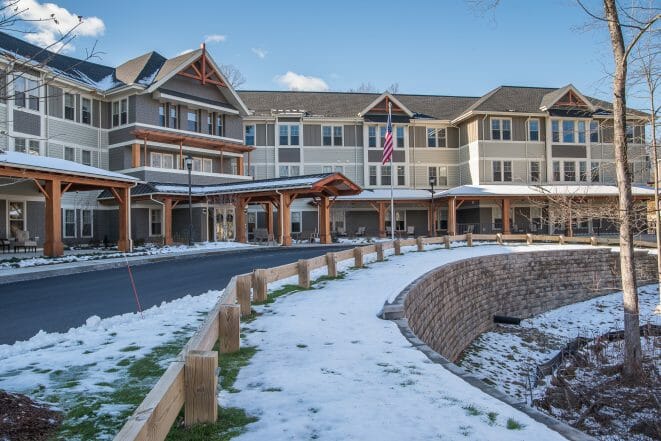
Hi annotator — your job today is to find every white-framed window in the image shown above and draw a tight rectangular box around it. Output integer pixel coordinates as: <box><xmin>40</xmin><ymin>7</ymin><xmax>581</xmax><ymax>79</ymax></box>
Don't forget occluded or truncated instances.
<box><xmin>552</xmin><ymin>120</ymin><xmax>560</xmax><ymax>142</ymax></box>
<box><xmin>530</xmin><ymin>161</ymin><xmax>540</xmax><ymax>182</ymax></box>
<box><xmin>192</xmin><ymin>157</ymin><xmax>202</xmax><ymax>172</ymax></box>
<box><xmin>159</xmin><ymin>103</ymin><xmax>166</xmax><ymax>127</ymax></box>
<box><xmin>112</xmin><ymin>98</ymin><xmax>128</xmax><ymax>127</ymax></box>
<box><xmin>438</xmin><ymin>166</ymin><xmax>448</xmax><ymax>186</ymax></box>
<box><xmin>562</xmin><ymin>120</ymin><xmax>575</xmax><ymax>143</ymax></box>
<box><xmin>552</xmin><ymin>161</ymin><xmax>561</xmax><ymax>181</ymax></box>
<box><xmin>563</xmin><ymin>161</ymin><xmax>576</xmax><ymax>181</ymax></box>
<box><xmin>64</xmin><ymin>93</ymin><xmax>75</xmax><ymax>120</ymax></box>
<box><xmin>492</xmin><ymin>161</ymin><xmax>501</xmax><ymax>181</ymax></box>
<box><xmin>291</xmin><ymin>212</ymin><xmax>302</xmax><ymax>233</ymax></box>
<box><xmin>322</xmin><ymin>165</ymin><xmax>332</xmax><ymax>173</ymax></box>
<box><xmin>381</xmin><ymin>165</ymin><xmax>392</xmax><ymax>186</ymax></box>
<box><xmin>426</xmin><ymin>127</ymin><xmax>447</xmax><ymax>147</ymax></box>
<box><xmin>279</xmin><ymin>124</ymin><xmax>300</xmax><ymax>146</ymax></box>
<box><xmin>491</xmin><ymin>118</ymin><xmax>511</xmax><ymax>141</ymax></box>
<box><xmin>397</xmin><ymin>165</ymin><xmax>406</xmax><ymax>186</ymax></box>
<box><xmin>278</xmin><ymin>165</ymin><xmax>301</xmax><ymax>177</ymax></box>
<box><xmin>368</xmin><ymin>126</ymin><xmax>377</xmax><ymax>148</ymax></box>
<box><xmin>14</xmin><ymin>138</ymin><xmax>40</xmax><ymax>155</ymax></box>
<box><xmin>322</xmin><ymin>125</ymin><xmax>343</xmax><ymax>146</ymax></box>
<box><xmin>577</xmin><ymin>121</ymin><xmax>586</xmax><ymax>143</ymax></box>
<box><xmin>149</xmin><ymin>208</ymin><xmax>162</xmax><ymax>236</ymax></box>
<box><xmin>579</xmin><ymin>161</ymin><xmax>588</xmax><ymax>182</ymax></box>
<box><xmin>81</xmin><ymin>209</ymin><xmax>93</xmax><ymax>238</ymax></box>
<box><xmin>63</xmin><ymin>208</ymin><xmax>76</xmax><ymax>238</ymax></box>
<box><xmin>64</xmin><ymin>146</ymin><xmax>75</xmax><ymax>162</ymax></box>
<box><xmin>244</xmin><ymin>125</ymin><xmax>255</xmax><ymax>145</ymax></box>
<box><xmin>81</xmin><ymin>150</ymin><xmax>91</xmax><ymax>166</ymax></box>
<box><xmin>590</xmin><ymin>121</ymin><xmax>600</xmax><ymax>143</ymax></box>
<box><xmin>8</xmin><ymin>201</ymin><xmax>25</xmax><ymax>237</ymax></box>
<box><xmin>279</xmin><ymin>165</ymin><xmax>289</xmax><ymax>177</ymax></box>
<box><xmin>215</xmin><ymin>114</ymin><xmax>224</xmax><ymax>136</ymax></box>
<box><xmin>591</xmin><ymin>162</ymin><xmax>600</xmax><ymax>182</ymax></box>
<box><xmin>187</xmin><ymin>110</ymin><xmax>198</xmax><ymax>132</ymax></box>
<box><xmin>334</xmin><ymin>165</ymin><xmax>344</xmax><ymax>174</ymax></box>
<box><xmin>207</xmin><ymin>114</ymin><xmax>213</xmax><ymax>134</ymax></box>
<box><xmin>203</xmin><ymin>158</ymin><xmax>212</xmax><ymax>173</ymax></box>
<box><xmin>492</xmin><ymin>160</ymin><xmax>512</xmax><ymax>181</ymax></box>
<box><xmin>395</xmin><ymin>126</ymin><xmax>405</xmax><ymax>148</ymax></box>
<box><xmin>81</xmin><ymin>97</ymin><xmax>91</xmax><ymax>125</ymax></box>
<box><xmin>168</xmin><ymin>104</ymin><xmax>178</xmax><ymax>129</ymax></box>
<box><xmin>428</xmin><ymin>166</ymin><xmax>437</xmax><ymax>184</ymax></box>
<box><xmin>150</xmin><ymin>152</ymin><xmax>174</xmax><ymax>169</ymax></box>
<box><xmin>369</xmin><ymin>165</ymin><xmax>377</xmax><ymax>185</ymax></box>
<box><xmin>528</xmin><ymin>119</ymin><xmax>540</xmax><ymax>141</ymax></box>
<box><xmin>14</xmin><ymin>75</ymin><xmax>39</xmax><ymax>111</ymax></box>
<box><xmin>380</xmin><ymin>126</ymin><xmax>387</xmax><ymax>147</ymax></box>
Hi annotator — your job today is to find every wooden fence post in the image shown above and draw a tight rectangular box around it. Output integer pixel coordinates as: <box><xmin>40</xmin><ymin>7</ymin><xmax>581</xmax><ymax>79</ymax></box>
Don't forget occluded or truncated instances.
<box><xmin>252</xmin><ymin>269</ymin><xmax>268</xmax><ymax>303</ymax></box>
<box><xmin>326</xmin><ymin>252</ymin><xmax>337</xmax><ymax>277</ymax></box>
<box><xmin>526</xmin><ymin>233</ymin><xmax>533</xmax><ymax>245</ymax></box>
<box><xmin>590</xmin><ymin>236</ymin><xmax>598</xmax><ymax>246</ymax></box>
<box><xmin>444</xmin><ymin>235</ymin><xmax>451</xmax><ymax>249</ymax></box>
<box><xmin>236</xmin><ymin>275</ymin><xmax>252</xmax><ymax>317</ymax></box>
<box><xmin>219</xmin><ymin>304</ymin><xmax>240</xmax><ymax>354</ymax></box>
<box><xmin>298</xmin><ymin>259</ymin><xmax>311</xmax><ymax>289</ymax></box>
<box><xmin>394</xmin><ymin>239</ymin><xmax>402</xmax><ymax>255</ymax></box>
<box><xmin>496</xmin><ymin>233</ymin><xmax>503</xmax><ymax>245</ymax></box>
<box><xmin>184</xmin><ymin>350</ymin><xmax>218</xmax><ymax>426</ymax></box>
<box><xmin>466</xmin><ymin>232</ymin><xmax>473</xmax><ymax>247</ymax></box>
<box><xmin>354</xmin><ymin>247</ymin><xmax>364</xmax><ymax>268</ymax></box>
<box><xmin>416</xmin><ymin>236</ymin><xmax>424</xmax><ymax>252</ymax></box>
<box><xmin>376</xmin><ymin>243</ymin><xmax>384</xmax><ymax>261</ymax></box>
<box><xmin>559</xmin><ymin>235</ymin><xmax>565</xmax><ymax>245</ymax></box>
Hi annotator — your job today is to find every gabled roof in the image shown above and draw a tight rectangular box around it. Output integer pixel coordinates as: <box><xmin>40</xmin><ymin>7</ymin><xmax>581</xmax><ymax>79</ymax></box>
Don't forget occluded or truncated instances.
<box><xmin>115</xmin><ymin>51</ymin><xmax>167</xmax><ymax>86</ymax></box>
<box><xmin>358</xmin><ymin>93</ymin><xmax>414</xmax><ymax>117</ymax></box>
<box><xmin>539</xmin><ymin>84</ymin><xmax>596</xmax><ymax>112</ymax></box>
<box><xmin>434</xmin><ymin>184</ymin><xmax>655</xmax><ymax>198</ymax></box>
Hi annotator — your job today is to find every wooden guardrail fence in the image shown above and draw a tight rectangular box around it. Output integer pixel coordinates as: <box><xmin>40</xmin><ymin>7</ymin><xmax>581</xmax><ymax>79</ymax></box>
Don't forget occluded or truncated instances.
<box><xmin>113</xmin><ymin>234</ymin><xmax>656</xmax><ymax>440</ymax></box>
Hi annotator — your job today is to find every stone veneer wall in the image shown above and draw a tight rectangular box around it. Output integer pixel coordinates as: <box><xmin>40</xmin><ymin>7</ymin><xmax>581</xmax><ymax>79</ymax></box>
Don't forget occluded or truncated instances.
<box><xmin>404</xmin><ymin>249</ymin><xmax>657</xmax><ymax>362</ymax></box>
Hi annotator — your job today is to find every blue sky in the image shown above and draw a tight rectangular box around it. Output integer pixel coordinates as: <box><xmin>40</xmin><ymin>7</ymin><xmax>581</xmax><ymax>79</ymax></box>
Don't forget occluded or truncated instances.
<box><xmin>12</xmin><ymin>0</ymin><xmax>638</xmax><ymax>106</ymax></box>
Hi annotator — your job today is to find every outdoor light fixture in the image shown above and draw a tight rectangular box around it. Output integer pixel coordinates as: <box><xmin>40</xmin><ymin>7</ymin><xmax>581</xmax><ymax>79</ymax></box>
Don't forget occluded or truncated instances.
<box><xmin>185</xmin><ymin>155</ymin><xmax>193</xmax><ymax>246</ymax></box>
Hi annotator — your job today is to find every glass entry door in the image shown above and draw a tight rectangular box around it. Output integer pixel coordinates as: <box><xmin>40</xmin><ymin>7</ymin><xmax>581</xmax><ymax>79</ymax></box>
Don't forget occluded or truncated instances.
<box><xmin>214</xmin><ymin>206</ymin><xmax>235</xmax><ymax>241</ymax></box>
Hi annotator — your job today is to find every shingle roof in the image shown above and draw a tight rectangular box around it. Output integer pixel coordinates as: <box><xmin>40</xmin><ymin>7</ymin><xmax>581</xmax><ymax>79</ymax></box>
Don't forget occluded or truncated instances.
<box><xmin>115</xmin><ymin>51</ymin><xmax>167</xmax><ymax>86</ymax></box>
<box><xmin>238</xmin><ymin>90</ymin><xmax>479</xmax><ymax>120</ymax></box>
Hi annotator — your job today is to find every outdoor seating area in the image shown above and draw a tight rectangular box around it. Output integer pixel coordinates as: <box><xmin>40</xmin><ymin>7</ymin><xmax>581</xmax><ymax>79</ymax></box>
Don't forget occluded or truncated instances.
<box><xmin>1</xmin><ymin>231</ymin><xmax>38</xmax><ymax>253</ymax></box>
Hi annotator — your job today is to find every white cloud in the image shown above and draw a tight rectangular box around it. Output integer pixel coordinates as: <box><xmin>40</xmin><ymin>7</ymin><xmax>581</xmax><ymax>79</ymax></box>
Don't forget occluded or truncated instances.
<box><xmin>274</xmin><ymin>71</ymin><xmax>329</xmax><ymax>92</ymax></box>
<box><xmin>204</xmin><ymin>34</ymin><xmax>226</xmax><ymax>44</ymax></box>
<box><xmin>251</xmin><ymin>47</ymin><xmax>267</xmax><ymax>59</ymax></box>
<box><xmin>10</xmin><ymin>0</ymin><xmax>105</xmax><ymax>53</ymax></box>
<box><xmin>177</xmin><ymin>48</ymin><xmax>194</xmax><ymax>56</ymax></box>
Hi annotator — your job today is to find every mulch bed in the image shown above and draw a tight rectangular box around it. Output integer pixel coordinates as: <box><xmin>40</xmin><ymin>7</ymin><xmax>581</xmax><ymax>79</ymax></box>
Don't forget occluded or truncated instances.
<box><xmin>0</xmin><ymin>390</ymin><xmax>62</xmax><ymax>441</ymax></box>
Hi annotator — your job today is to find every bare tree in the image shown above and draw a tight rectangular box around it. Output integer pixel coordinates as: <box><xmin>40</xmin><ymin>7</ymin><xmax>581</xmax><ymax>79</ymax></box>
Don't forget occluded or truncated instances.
<box><xmin>348</xmin><ymin>82</ymin><xmax>377</xmax><ymax>93</ymax></box>
<box><xmin>386</xmin><ymin>82</ymin><xmax>399</xmax><ymax>94</ymax></box>
<box><xmin>219</xmin><ymin>64</ymin><xmax>246</xmax><ymax>89</ymax></box>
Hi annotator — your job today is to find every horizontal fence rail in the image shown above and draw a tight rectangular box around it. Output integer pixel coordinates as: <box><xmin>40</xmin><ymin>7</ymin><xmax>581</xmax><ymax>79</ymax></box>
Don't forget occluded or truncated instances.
<box><xmin>113</xmin><ymin>234</ymin><xmax>656</xmax><ymax>441</ymax></box>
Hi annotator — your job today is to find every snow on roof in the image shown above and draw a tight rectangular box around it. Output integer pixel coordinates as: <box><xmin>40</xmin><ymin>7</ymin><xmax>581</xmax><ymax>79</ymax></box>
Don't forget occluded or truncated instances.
<box><xmin>337</xmin><ymin>188</ymin><xmax>433</xmax><ymax>201</ymax></box>
<box><xmin>434</xmin><ymin>184</ymin><xmax>655</xmax><ymax>198</ymax></box>
<box><xmin>0</xmin><ymin>150</ymin><xmax>140</xmax><ymax>182</ymax></box>
<box><xmin>152</xmin><ymin>175</ymin><xmax>332</xmax><ymax>195</ymax></box>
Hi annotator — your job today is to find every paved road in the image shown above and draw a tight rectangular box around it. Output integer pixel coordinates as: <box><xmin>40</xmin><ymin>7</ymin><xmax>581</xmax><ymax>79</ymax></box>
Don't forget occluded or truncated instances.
<box><xmin>0</xmin><ymin>246</ymin><xmax>349</xmax><ymax>345</ymax></box>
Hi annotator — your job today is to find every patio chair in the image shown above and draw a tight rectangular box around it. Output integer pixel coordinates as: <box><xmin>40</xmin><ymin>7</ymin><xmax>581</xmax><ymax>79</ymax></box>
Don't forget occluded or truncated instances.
<box><xmin>355</xmin><ymin>226</ymin><xmax>366</xmax><ymax>238</ymax></box>
<box><xmin>0</xmin><ymin>238</ymin><xmax>9</xmax><ymax>253</ymax></box>
<box><xmin>13</xmin><ymin>230</ymin><xmax>37</xmax><ymax>253</ymax></box>
<box><xmin>406</xmin><ymin>226</ymin><xmax>415</xmax><ymax>237</ymax></box>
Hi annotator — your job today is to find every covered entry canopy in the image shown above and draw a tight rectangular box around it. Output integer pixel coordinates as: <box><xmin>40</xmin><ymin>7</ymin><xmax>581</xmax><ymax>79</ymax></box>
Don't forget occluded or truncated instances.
<box><xmin>0</xmin><ymin>150</ymin><xmax>139</xmax><ymax>256</ymax></box>
<box><xmin>100</xmin><ymin>173</ymin><xmax>361</xmax><ymax>245</ymax></box>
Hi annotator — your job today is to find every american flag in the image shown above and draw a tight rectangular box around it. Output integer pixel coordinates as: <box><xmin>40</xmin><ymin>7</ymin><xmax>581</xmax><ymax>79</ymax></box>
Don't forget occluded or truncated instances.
<box><xmin>381</xmin><ymin>109</ymin><xmax>393</xmax><ymax>165</ymax></box>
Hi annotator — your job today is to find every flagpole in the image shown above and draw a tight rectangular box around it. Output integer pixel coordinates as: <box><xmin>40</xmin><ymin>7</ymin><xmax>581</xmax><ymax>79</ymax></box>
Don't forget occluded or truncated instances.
<box><xmin>389</xmin><ymin>102</ymin><xmax>395</xmax><ymax>241</ymax></box>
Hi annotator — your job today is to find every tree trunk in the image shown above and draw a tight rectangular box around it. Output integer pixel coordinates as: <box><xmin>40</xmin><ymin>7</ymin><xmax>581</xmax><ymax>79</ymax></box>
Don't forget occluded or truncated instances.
<box><xmin>604</xmin><ymin>0</ymin><xmax>642</xmax><ymax>379</ymax></box>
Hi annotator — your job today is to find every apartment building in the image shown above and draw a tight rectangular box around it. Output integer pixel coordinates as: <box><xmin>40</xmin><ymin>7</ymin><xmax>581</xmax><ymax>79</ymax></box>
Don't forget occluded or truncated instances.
<box><xmin>0</xmin><ymin>31</ymin><xmax>652</xmax><ymax>251</ymax></box>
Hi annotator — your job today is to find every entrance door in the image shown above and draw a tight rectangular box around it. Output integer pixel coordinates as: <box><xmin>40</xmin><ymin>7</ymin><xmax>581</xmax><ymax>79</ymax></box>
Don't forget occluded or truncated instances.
<box><xmin>214</xmin><ymin>206</ymin><xmax>236</xmax><ymax>241</ymax></box>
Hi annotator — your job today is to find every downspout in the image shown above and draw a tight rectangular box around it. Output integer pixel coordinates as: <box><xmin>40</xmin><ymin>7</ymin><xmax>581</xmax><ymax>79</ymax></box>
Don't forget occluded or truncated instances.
<box><xmin>412</xmin><ymin>119</ymin><xmax>416</xmax><ymax>189</ymax></box>
<box><xmin>525</xmin><ymin>116</ymin><xmax>531</xmax><ymax>183</ymax></box>
<box><xmin>481</xmin><ymin>114</ymin><xmax>489</xmax><ymax>185</ymax></box>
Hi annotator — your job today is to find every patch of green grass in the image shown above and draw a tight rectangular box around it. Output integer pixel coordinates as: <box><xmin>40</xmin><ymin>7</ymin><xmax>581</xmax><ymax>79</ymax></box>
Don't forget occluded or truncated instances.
<box><xmin>255</xmin><ymin>284</ymin><xmax>311</xmax><ymax>305</ymax></box>
<box><xmin>217</xmin><ymin>346</ymin><xmax>258</xmax><ymax>393</ymax></box>
<box><xmin>119</xmin><ymin>344</ymin><xmax>141</xmax><ymax>352</ymax></box>
<box><xmin>312</xmin><ymin>273</ymin><xmax>346</xmax><ymax>284</ymax></box>
<box><xmin>487</xmin><ymin>412</ymin><xmax>498</xmax><ymax>426</ymax></box>
<box><xmin>506</xmin><ymin>418</ymin><xmax>525</xmax><ymax>430</ymax></box>
<box><xmin>116</xmin><ymin>358</ymin><xmax>132</xmax><ymax>367</ymax></box>
<box><xmin>31</xmin><ymin>367</ymin><xmax>51</xmax><ymax>374</ymax></box>
<box><xmin>463</xmin><ymin>405</ymin><xmax>483</xmax><ymax>416</ymax></box>
<box><xmin>166</xmin><ymin>406</ymin><xmax>257</xmax><ymax>441</ymax></box>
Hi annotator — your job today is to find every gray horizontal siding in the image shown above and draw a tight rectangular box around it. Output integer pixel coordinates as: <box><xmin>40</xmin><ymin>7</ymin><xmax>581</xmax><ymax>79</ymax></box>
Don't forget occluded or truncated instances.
<box><xmin>48</xmin><ymin>118</ymin><xmax>98</xmax><ymax>147</ymax></box>
<box><xmin>13</xmin><ymin>109</ymin><xmax>40</xmax><ymax>136</ymax></box>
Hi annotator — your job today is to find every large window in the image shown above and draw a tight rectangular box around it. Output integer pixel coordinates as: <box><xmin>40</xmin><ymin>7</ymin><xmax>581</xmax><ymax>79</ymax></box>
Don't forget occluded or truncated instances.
<box><xmin>579</xmin><ymin>161</ymin><xmax>588</xmax><ymax>182</ymax></box>
<box><xmin>169</xmin><ymin>104</ymin><xmax>178</xmax><ymax>129</ymax></box>
<box><xmin>428</xmin><ymin>166</ymin><xmax>437</xmax><ymax>184</ymax></box>
<box><xmin>279</xmin><ymin>124</ymin><xmax>300</xmax><ymax>145</ymax></box>
<box><xmin>577</xmin><ymin>121</ymin><xmax>586</xmax><ymax>143</ymax></box>
<box><xmin>14</xmin><ymin>138</ymin><xmax>40</xmax><ymax>155</ymax></box>
<box><xmin>562</xmin><ymin>120</ymin><xmax>575</xmax><ymax>143</ymax></box>
<box><xmin>112</xmin><ymin>98</ymin><xmax>128</xmax><ymax>127</ymax></box>
<box><xmin>278</xmin><ymin>165</ymin><xmax>300</xmax><ymax>177</ymax></box>
<box><xmin>150</xmin><ymin>208</ymin><xmax>162</xmax><ymax>236</ymax></box>
<box><xmin>591</xmin><ymin>162</ymin><xmax>600</xmax><ymax>182</ymax></box>
<box><xmin>368</xmin><ymin>126</ymin><xmax>377</xmax><ymax>148</ymax></box>
<box><xmin>492</xmin><ymin>160</ymin><xmax>512</xmax><ymax>181</ymax></box>
<box><xmin>291</xmin><ymin>212</ymin><xmax>302</xmax><ymax>233</ymax></box>
<box><xmin>64</xmin><ymin>93</ymin><xmax>75</xmax><ymax>120</ymax></box>
<box><xmin>81</xmin><ymin>150</ymin><xmax>91</xmax><ymax>166</ymax></box>
<box><xmin>528</xmin><ymin>119</ymin><xmax>540</xmax><ymax>141</ymax></box>
<box><xmin>438</xmin><ymin>166</ymin><xmax>448</xmax><ymax>186</ymax></box>
<box><xmin>187</xmin><ymin>110</ymin><xmax>198</xmax><ymax>132</ymax></box>
<box><xmin>63</xmin><ymin>209</ymin><xmax>76</xmax><ymax>238</ymax></box>
<box><xmin>381</xmin><ymin>165</ymin><xmax>391</xmax><ymax>186</ymax></box>
<box><xmin>553</xmin><ymin>119</ymin><xmax>588</xmax><ymax>144</ymax></box>
<box><xmin>492</xmin><ymin>161</ymin><xmax>501</xmax><ymax>182</ymax></box>
<box><xmin>81</xmin><ymin>209</ymin><xmax>93</xmax><ymax>237</ymax></box>
<box><xmin>563</xmin><ymin>161</ymin><xmax>576</xmax><ymax>181</ymax></box>
<box><xmin>150</xmin><ymin>152</ymin><xmax>174</xmax><ymax>169</ymax></box>
<box><xmin>590</xmin><ymin>121</ymin><xmax>600</xmax><ymax>143</ymax></box>
<box><xmin>191</xmin><ymin>157</ymin><xmax>213</xmax><ymax>173</ymax></box>
<box><xmin>8</xmin><ymin>201</ymin><xmax>25</xmax><ymax>237</ymax></box>
<box><xmin>81</xmin><ymin>98</ymin><xmax>91</xmax><ymax>125</ymax></box>
<box><xmin>426</xmin><ymin>127</ymin><xmax>447</xmax><ymax>147</ymax></box>
<box><xmin>397</xmin><ymin>165</ymin><xmax>406</xmax><ymax>186</ymax></box>
<box><xmin>159</xmin><ymin>104</ymin><xmax>166</xmax><ymax>127</ymax></box>
<box><xmin>322</xmin><ymin>126</ymin><xmax>343</xmax><ymax>146</ymax></box>
<box><xmin>491</xmin><ymin>119</ymin><xmax>511</xmax><ymax>141</ymax></box>
<box><xmin>245</xmin><ymin>125</ymin><xmax>255</xmax><ymax>145</ymax></box>
<box><xmin>369</xmin><ymin>165</ymin><xmax>377</xmax><ymax>185</ymax></box>
<box><xmin>530</xmin><ymin>161</ymin><xmax>540</xmax><ymax>182</ymax></box>
<box><xmin>396</xmin><ymin>127</ymin><xmax>405</xmax><ymax>148</ymax></box>
<box><xmin>14</xmin><ymin>76</ymin><xmax>39</xmax><ymax>111</ymax></box>
<box><xmin>552</xmin><ymin>120</ymin><xmax>560</xmax><ymax>142</ymax></box>
<box><xmin>553</xmin><ymin>161</ymin><xmax>561</xmax><ymax>181</ymax></box>
<box><xmin>215</xmin><ymin>114</ymin><xmax>224</xmax><ymax>136</ymax></box>
<box><xmin>64</xmin><ymin>146</ymin><xmax>75</xmax><ymax>162</ymax></box>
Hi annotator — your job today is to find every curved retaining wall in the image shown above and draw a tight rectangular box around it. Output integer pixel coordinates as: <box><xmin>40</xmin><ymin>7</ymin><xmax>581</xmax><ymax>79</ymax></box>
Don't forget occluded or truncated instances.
<box><xmin>403</xmin><ymin>249</ymin><xmax>657</xmax><ymax>362</ymax></box>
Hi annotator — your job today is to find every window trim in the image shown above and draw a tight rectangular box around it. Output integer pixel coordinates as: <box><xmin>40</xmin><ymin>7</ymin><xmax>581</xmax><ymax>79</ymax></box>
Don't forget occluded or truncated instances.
<box><xmin>426</xmin><ymin>127</ymin><xmax>447</xmax><ymax>148</ymax></box>
<box><xmin>244</xmin><ymin>124</ymin><xmax>256</xmax><ymax>146</ymax></box>
<box><xmin>491</xmin><ymin>118</ymin><xmax>512</xmax><ymax>141</ymax></box>
<box><xmin>7</xmin><ymin>201</ymin><xmax>26</xmax><ymax>239</ymax></box>
<box><xmin>81</xmin><ymin>97</ymin><xmax>92</xmax><ymax>125</ymax></box>
<box><xmin>278</xmin><ymin>123</ymin><xmax>301</xmax><ymax>146</ymax></box>
<box><xmin>63</xmin><ymin>208</ymin><xmax>77</xmax><ymax>239</ymax></box>
<box><xmin>530</xmin><ymin>160</ymin><xmax>541</xmax><ymax>182</ymax></box>
<box><xmin>13</xmin><ymin>74</ymin><xmax>40</xmax><ymax>112</ymax></box>
<box><xmin>528</xmin><ymin>118</ymin><xmax>540</xmax><ymax>141</ymax></box>
<box><xmin>149</xmin><ymin>208</ymin><xmax>163</xmax><ymax>237</ymax></box>
<box><xmin>64</xmin><ymin>92</ymin><xmax>75</xmax><ymax>121</ymax></box>
<box><xmin>14</xmin><ymin>137</ymin><xmax>41</xmax><ymax>156</ymax></box>
<box><xmin>80</xmin><ymin>209</ymin><xmax>93</xmax><ymax>238</ymax></box>
<box><xmin>322</xmin><ymin>125</ymin><xmax>344</xmax><ymax>147</ymax></box>
<box><xmin>112</xmin><ymin>97</ymin><xmax>129</xmax><ymax>128</ymax></box>
<box><xmin>81</xmin><ymin>149</ymin><xmax>92</xmax><ymax>166</ymax></box>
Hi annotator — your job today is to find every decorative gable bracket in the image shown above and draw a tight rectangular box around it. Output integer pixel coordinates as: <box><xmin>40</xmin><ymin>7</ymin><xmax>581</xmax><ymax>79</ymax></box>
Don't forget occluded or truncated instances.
<box><xmin>177</xmin><ymin>43</ymin><xmax>226</xmax><ymax>87</ymax></box>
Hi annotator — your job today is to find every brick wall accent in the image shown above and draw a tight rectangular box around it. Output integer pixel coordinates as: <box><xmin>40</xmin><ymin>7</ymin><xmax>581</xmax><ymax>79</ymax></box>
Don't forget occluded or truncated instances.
<box><xmin>404</xmin><ymin>249</ymin><xmax>658</xmax><ymax>362</ymax></box>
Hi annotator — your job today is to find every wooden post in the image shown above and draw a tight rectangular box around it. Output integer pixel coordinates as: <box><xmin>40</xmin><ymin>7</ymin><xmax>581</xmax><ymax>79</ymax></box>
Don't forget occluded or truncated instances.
<box><xmin>318</xmin><ymin>196</ymin><xmax>331</xmax><ymax>244</ymax></box>
<box><xmin>394</xmin><ymin>239</ymin><xmax>402</xmax><ymax>255</ymax></box>
<box><xmin>526</xmin><ymin>233</ymin><xmax>533</xmax><ymax>245</ymax></box>
<box><xmin>184</xmin><ymin>350</ymin><xmax>218</xmax><ymax>426</ymax></box>
<box><xmin>219</xmin><ymin>304</ymin><xmax>240</xmax><ymax>354</ymax></box>
<box><xmin>237</xmin><ymin>155</ymin><xmax>244</xmax><ymax>176</ymax></box>
<box><xmin>252</xmin><ymin>269</ymin><xmax>268</xmax><ymax>303</ymax></box>
<box><xmin>235</xmin><ymin>198</ymin><xmax>247</xmax><ymax>243</ymax></box>
<box><xmin>44</xmin><ymin>179</ymin><xmax>63</xmax><ymax>257</ymax></box>
<box><xmin>590</xmin><ymin>236</ymin><xmax>598</xmax><ymax>246</ymax></box>
<box><xmin>116</xmin><ymin>186</ymin><xmax>132</xmax><ymax>253</ymax></box>
<box><xmin>236</xmin><ymin>275</ymin><xmax>252</xmax><ymax>317</ymax></box>
<box><xmin>502</xmin><ymin>199</ymin><xmax>511</xmax><ymax>234</ymax></box>
<box><xmin>448</xmin><ymin>198</ymin><xmax>457</xmax><ymax>236</ymax></box>
<box><xmin>416</xmin><ymin>236</ymin><xmax>424</xmax><ymax>252</ymax></box>
<box><xmin>131</xmin><ymin>143</ymin><xmax>141</xmax><ymax>168</ymax></box>
<box><xmin>164</xmin><ymin>197</ymin><xmax>173</xmax><ymax>246</ymax></box>
<box><xmin>281</xmin><ymin>193</ymin><xmax>292</xmax><ymax>246</ymax></box>
<box><xmin>353</xmin><ymin>247</ymin><xmax>364</xmax><ymax>268</ymax></box>
<box><xmin>559</xmin><ymin>234</ymin><xmax>565</xmax><ymax>245</ymax></box>
<box><xmin>265</xmin><ymin>203</ymin><xmax>274</xmax><ymax>240</ymax></box>
<box><xmin>376</xmin><ymin>243</ymin><xmax>384</xmax><ymax>261</ymax></box>
<box><xmin>378</xmin><ymin>202</ymin><xmax>386</xmax><ymax>238</ymax></box>
<box><xmin>496</xmin><ymin>233</ymin><xmax>503</xmax><ymax>245</ymax></box>
<box><xmin>444</xmin><ymin>235</ymin><xmax>451</xmax><ymax>249</ymax></box>
<box><xmin>298</xmin><ymin>259</ymin><xmax>311</xmax><ymax>289</ymax></box>
<box><xmin>466</xmin><ymin>232</ymin><xmax>473</xmax><ymax>247</ymax></box>
<box><xmin>326</xmin><ymin>252</ymin><xmax>337</xmax><ymax>277</ymax></box>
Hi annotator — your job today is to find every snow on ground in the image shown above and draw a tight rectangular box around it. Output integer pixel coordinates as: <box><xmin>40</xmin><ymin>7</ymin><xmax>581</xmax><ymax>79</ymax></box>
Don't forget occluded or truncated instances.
<box><xmin>459</xmin><ymin>284</ymin><xmax>661</xmax><ymax>401</ymax></box>
<box><xmin>223</xmin><ymin>243</ymin><xmax>587</xmax><ymax>441</ymax></box>
<box><xmin>0</xmin><ymin>241</ymin><xmax>253</xmax><ymax>269</ymax></box>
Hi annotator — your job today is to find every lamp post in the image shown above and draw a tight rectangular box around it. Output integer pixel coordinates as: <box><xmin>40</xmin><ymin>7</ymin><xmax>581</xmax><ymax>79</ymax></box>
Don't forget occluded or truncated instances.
<box><xmin>184</xmin><ymin>155</ymin><xmax>193</xmax><ymax>246</ymax></box>
<box><xmin>429</xmin><ymin>176</ymin><xmax>436</xmax><ymax>237</ymax></box>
